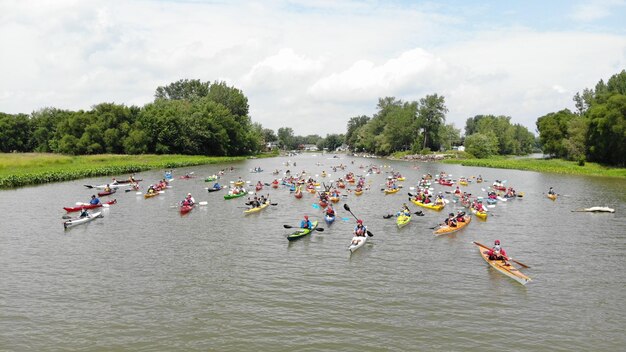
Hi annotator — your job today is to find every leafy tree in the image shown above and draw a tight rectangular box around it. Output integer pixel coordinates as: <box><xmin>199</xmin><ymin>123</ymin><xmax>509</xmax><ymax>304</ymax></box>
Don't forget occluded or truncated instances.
<box><xmin>536</xmin><ymin>109</ymin><xmax>576</xmax><ymax>158</ymax></box>
<box><xmin>345</xmin><ymin>115</ymin><xmax>370</xmax><ymax>149</ymax></box>
<box><xmin>277</xmin><ymin>127</ymin><xmax>295</xmax><ymax>150</ymax></box>
<box><xmin>0</xmin><ymin>113</ymin><xmax>32</xmax><ymax>152</ymax></box>
<box><xmin>464</xmin><ymin>132</ymin><xmax>499</xmax><ymax>158</ymax></box>
<box><xmin>417</xmin><ymin>94</ymin><xmax>447</xmax><ymax>150</ymax></box>
<box><xmin>438</xmin><ymin>123</ymin><xmax>461</xmax><ymax>151</ymax></box>
<box><xmin>155</xmin><ymin>79</ymin><xmax>210</xmax><ymax>101</ymax></box>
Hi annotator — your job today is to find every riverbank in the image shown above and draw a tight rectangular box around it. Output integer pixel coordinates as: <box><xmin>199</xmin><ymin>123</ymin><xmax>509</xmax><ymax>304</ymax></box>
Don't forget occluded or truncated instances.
<box><xmin>441</xmin><ymin>157</ymin><xmax>626</xmax><ymax>178</ymax></box>
<box><xmin>0</xmin><ymin>153</ymin><xmax>250</xmax><ymax>189</ymax></box>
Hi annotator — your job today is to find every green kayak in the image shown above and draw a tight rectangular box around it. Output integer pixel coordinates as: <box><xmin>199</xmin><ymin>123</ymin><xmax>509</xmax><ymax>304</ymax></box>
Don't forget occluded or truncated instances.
<box><xmin>224</xmin><ymin>191</ymin><xmax>247</xmax><ymax>200</ymax></box>
<box><xmin>287</xmin><ymin>221</ymin><xmax>318</xmax><ymax>241</ymax></box>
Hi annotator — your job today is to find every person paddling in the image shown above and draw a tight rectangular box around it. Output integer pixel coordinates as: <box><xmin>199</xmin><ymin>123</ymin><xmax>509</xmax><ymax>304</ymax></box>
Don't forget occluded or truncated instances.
<box><xmin>487</xmin><ymin>240</ymin><xmax>509</xmax><ymax>264</ymax></box>
<box><xmin>443</xmin><ymin>213</ymin><xmax>457</xmax><ymax>227</ymax></box>
<box><xmin>300</xmin><ymin>215</ymin><xmax>312</xmax><ymax>230</ymax></box>
<box><xmin>354</xmin><ymin>219</ymin><xmax>367</xmax><ymax>237</ymax></box>
<box><xmin>548</xmin><ymin>187</ymin><xmax>556</xmax><ymax>195</ymax></box>
<box><xmin>325</xmin><ymin>204</ymin><xmax>335</xmax><ymax>217</ymax></box>
<box><xmin>89</xmin><ymin>195</ymin><xmax>101</xmax><ymax>205</ymax></box>
<box><xmin>79</xmin><ymin>207</ymin><xmax>90</xmax><ymax>218</ymax></box>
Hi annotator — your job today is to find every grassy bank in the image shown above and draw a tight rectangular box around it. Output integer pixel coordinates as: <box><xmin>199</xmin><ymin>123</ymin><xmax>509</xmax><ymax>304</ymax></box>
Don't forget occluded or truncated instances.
<box><xmin>0</xmin><ymin>153</ymin><xmax>248</xmax><ymax>189</ymax></box>
<box><xmin>441</xmin><ymin>157</ymin><xmax>626</xmax><ymax>178</ymax></box>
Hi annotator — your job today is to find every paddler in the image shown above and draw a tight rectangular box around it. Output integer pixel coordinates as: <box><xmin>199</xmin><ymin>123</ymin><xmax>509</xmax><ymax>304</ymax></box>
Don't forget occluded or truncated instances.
<box><xmin>397</xmin><ymin>204</ymin><xmax>411</xmax><ymax>217</ymax></box>
<box><xmin>474</xmin><ymin>199</ymin><xmax>486</xmax><ymax>212</ymax></box>
<box><xmin>185</xmin><ymin>193</ymin><xmax>195</xmax><ymax>205</ymax></box>
<box><xmin>104</xmin><ymin>184</ymin><xmax>112</xmax><ymax>193</ymax></box>
<box><xmin>548</xmin><ymin>187</ymin><xmax>556</xmax><ymax>195</ymax></box>
<box><xmin>487</xmin><ymin>240</ymin><xmax>509</xmax><ymax>264</ymax></box>
<box><xmin>89</xmin><ymin>195</ymin><xmax>101</xmax><ymax>205</ymax></box>
<box><xmin>444</xmin><ymin>213</ymin><xmax>457</xmax><ymax>227</ymax></box>
<box><xmin>325</xmin><ymin>204</ymin><xmax>335</xmax><ymax>217</ymax></box>
<box><xmin>354</xmin><ymin>219</ymin><xmax>367</xmax><ymax>237</ymax></box>
<box><xmin>79</xmin><ymin>207</ymin><xmax>90</xmax><ymax>218</ymax></box>
<box><xmin>300</xmin><ymin>215</ymin><xmax>312</xmax><ymax>230</ymax></box>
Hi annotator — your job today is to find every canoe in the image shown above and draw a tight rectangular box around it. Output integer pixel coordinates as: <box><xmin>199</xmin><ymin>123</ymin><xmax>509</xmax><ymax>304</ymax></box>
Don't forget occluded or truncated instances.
<box><xmin>329</xmin><ymin>196</ymin><xmax>340</xmax><ymax>203</ymax></box>
<box><xmin>384</xmin><ymin>188</ymin><xmax>400</xmax><ymax>194</ymax></box>
<box><xmin>410</xmin><ymin>198</ymin><xmax>444</xmax><ymax>211</ymax></box>
<box><xmin>97</xmin><ymin>189</ymin><xmax>116</xmax><ymax>197</ymax></box>
<box><xmin>287</xmin><ymin>221</ymin><xmax>318</xmax><ymax>241</ymax></box>
<box><xmin>224</xmin><ymin>191</ymin><xmax>247</xmax><ymax>200</ymax></box>
<box><xmin>180</xmin><ymin>205</ymin><xmax>194</xmax><ymax>214</ymax></box>
<box><xmin>244</xmin><ymin>201</ymin><xmax>270</xmax><ymax>214</ymax></box>
<box><xmin>475</xmin><ymin>243</ymin><xmax>531</xmax><ymax>285</ymax></box>
<box><xmin>471</xmin><ymin>208</ymin><xmax>488</xmax><ymax>220</ymax></box>
<box><xmin>64</xmin><ymin>211</ymin><xmax>102</xmax><ymax>229</ymax></box>
<box><xmin>348</xmin><ymin>235</ymin><xmax>367</xmax><ymax>253</ymax></box>
<box><xmin>547</xmin><ymin>193</ymin><xmax>557</xmax><ymax>200</ymax></box>
<box><xmin>354</xmin><ymin>190</ymin><xmax>363</xmax><ymax>196</ymax></box>
<box><xmin>397</xmin><ymin>214</ymin><xmax>411</xmax><ymax>228</ymax></box>
<box><xmin>114</xmin><ymin>179</ymin><xmax>142</xmax><ymax>184</ymax></box>
<box><xmin>144</xmin><ymin>192</ymin><xmax>159</xmax><ymax>198</ymax></box>
<box><xmin>325</xmin><ymin>214</ymin><xmax>336</xmax><ymax>224</ymax></box>
<box><xmin>63</xmin><ymin>199</ymin><xmax>116</xmax><ymax>212</ymax></box>
<box><xmin>434</xmin><ymin>215</ymin><xmax>471</xmax><ymax>235</ymax></box>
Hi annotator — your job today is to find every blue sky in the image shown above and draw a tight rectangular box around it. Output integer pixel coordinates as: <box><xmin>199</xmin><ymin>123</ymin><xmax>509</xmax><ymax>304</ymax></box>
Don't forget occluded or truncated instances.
<box><xmin>1</xmin><ymin>0</ymin><xmax>625</xmax><ymax>135</ymax></box>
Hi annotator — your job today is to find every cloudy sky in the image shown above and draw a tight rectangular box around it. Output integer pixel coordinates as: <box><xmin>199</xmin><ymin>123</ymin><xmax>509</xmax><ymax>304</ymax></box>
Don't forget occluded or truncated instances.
<box><xmin>1</xmin><ymin>0</ymin><xmax>625</xmax><ymax>135</ymax></box>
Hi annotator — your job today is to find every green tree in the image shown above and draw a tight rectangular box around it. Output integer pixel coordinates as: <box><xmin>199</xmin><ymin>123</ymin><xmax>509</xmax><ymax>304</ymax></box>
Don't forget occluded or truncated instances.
<box><xmin>536</xmin><ymin>109</ymin><xmax>576</xmax><ymax>158</ymax></box>
<box><xmin>277</xmin><ymin>127</ymin><xmax>295</xmax><ymax>150</ymax></box>
<box><xmin>155</xmin><ymin>79</ymin><xmax>210</xmax><ymax>101</ymax></box>
<box><xmin>345</xmin><ymin>115</ymin><xmax>370</xmax><ymax>149</ymax></box>
<box><xmin>417</xmin><ymin>94</ymin><xmax>447</xmax><ymax>150</ymax></box>
<box><xmin>464</xmin><ymin>132</ymin><xmax>499</xmax><ymax>158</ymax></box>
<box><xmin>438</xmin><ymin>123</ymin><xmax>461</xmax><ymax>151</ymax></box>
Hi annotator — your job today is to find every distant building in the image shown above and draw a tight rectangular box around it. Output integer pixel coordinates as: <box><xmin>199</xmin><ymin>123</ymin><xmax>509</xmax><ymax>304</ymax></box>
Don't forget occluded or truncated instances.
<box><xmin>335</xmin><ymin>144</ymin><xmax>349</xmax><ymax>152</ymax></box>
<box><xmin>300</xmin><ymin>144</ymin><xmax>318</xmax><ymax>151</ymax></box>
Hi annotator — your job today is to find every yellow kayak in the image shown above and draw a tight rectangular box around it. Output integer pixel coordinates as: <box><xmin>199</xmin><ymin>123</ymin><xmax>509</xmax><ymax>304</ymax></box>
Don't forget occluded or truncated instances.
<box><xmin>474</xmin><ymin>242</ymin><xmax>531</xmax><ymax>285</ymax></box>
<box><xmin>397</xmin><ymin>214</ymin><xmax>411</xmax><ymax>228</ymax></box>
<box><xmin>471</xmin><ymin>207</ymin><xmax>488</xmax><ymax>220</ymax></box>
<box><xmin>459</xmin><ymin>181</ymin><xmax>468</xmax><ymax>186</ymax></box>
<box><xmin>396</xmin><ymin>177</ymin><xmax>406</xmax><ymax>181</ymax></box>
<box><xmin>410</xmin><ymin>198</ymin><xmax>444</xmax><ymax>211</ymax></box>
<box><xmin>244</xmin><ymin>201</ymin><xmax>270</xmax><ymax>214</ymax></box>
<box><xmin>354</xmin><ymin>190</ymin><xmax>363</xmax><ymax>196</ymax></box>
<box><xmin>434</xmin><ymin>216</ymin><xmax>471</xmax><ymax>235</ymax></box>
<box><xmin>330</xmin><ymin>196</ymin><xmax>340</xmax><ymax>203</ymax></box>
<box><xmin>234</xmin><ymin>181</ymin><xmax>245</xmax><ymax>187</ymax></box>
<box><xmin>547</xmin><ymin>193</ymin><xmax>557</xmax><ymax>200</ymax></box>
<box><xmin>384</xmin><ymin>188</ymin><xmax>400</xmax><ymax>194</ymax></box>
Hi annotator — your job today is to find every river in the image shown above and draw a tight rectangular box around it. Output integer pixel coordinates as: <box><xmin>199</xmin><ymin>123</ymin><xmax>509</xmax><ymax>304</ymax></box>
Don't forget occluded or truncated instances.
<box><xmin>1</xmin><ymin>154</ymin><xmax>625</xmax><ymax>351</ymax></box>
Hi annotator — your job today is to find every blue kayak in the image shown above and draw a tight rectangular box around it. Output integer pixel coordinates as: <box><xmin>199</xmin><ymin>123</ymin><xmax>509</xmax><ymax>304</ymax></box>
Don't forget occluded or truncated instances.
<box><xmin>325</xmin><ymin>214</ymin><xmax>336</xmax><ymax>225</ymax></box>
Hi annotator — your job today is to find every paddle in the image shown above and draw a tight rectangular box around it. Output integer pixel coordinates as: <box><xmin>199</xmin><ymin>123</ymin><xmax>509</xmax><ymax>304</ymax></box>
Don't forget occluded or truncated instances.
<box><xmin>84</xmin><ymin>185</ymin><xmax>94</xmax><ymax>188</ymax></box>
<box><xmin>282</xmin><ymin>224</ymin><xmax>324</xmax><ymax>231</ymax></box>
<box><xmin>472</xmin><ymin>241</ymin><xmax>530</xmax><ymax>268</ymax></box>
<box><xmin>343</xmin><ymin>204</ymin><xmax>373</xmax><ymax>237</ymax></box>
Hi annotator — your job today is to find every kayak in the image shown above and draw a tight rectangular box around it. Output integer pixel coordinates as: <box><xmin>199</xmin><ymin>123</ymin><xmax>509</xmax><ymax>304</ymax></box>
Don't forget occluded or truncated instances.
<box><xmin>205</xmin><ymin>175</ymin><xmax>218</xmax><ymax>182</ymax></box>
<box><xmin>474</xmin><ymin>243</ymin><xmax>531</xmax><ymax>285</ymax></box>
<box><xmin>354</xmin><ymin>189</ymin><xmax>363</xmax><ymax>196</ymax></box>
<box><xmin>319</xmin><ymin>200</ymin><xmax>328</xmax><ymax>208</ymax></box>
<box><xmin>84</xmin><ymin>183</ymin><xmax>133</xmax><ymax>189</ymax></box>
<box><xmin>486</xmin><ymin>198</ymin><xmax>497</xmax><ymax>204</ymax></box>
<box><xmin>325</xmin><ymin>214</ymin><xmax>336</xmax><ymax>224</ymax></box>
<box><xmin>493</xmin><ymin>185</ymin><xmax>506</xmax><ymax>191</ymax></box>
<box><xmin>337</xmin><ymin>182</ymin><xmax>346</xmax><ymax>189</ymax></box>
<box><xmin>234</xmin><ymin>181</ymin><xmax>245</xmax><ymax>187</ymax></box>
<box><xmin>287</xmin><ymin>221</ymin><xmax>318</xmax><ymax>241</ymax></box>
<box><xmin>410</xmin><ymin>198</ymin><xmax>444</xmax><ymax>211</ymax></box>
<box><xmin>459</xmin><ymin>180</ymin><xmax>468</xmax><ymax>186</ymax></box>
<box><xmin>207</xmin><ymin>186</ymin><xmax>222</xmax><ymax>192</ymax></box>
<box><xmin>144</xmin><ymin>192</ymin><xmax>159</xmax><ymax>198</ymax></box>
<box><xmin>224</xmin><ymin>191</ymin><xmax>247</xmax><ymax>200</ymax></box>
<box><xmin>438</xmin><ymin>180</ymin><xmax>454</xmax><ymax>186</ymax></box>
<box><xmin>547</xmin><ymin>193</ymin><xmax>557</xmax><ymax>200</ymax></box>
<box><xmin>396</xmin><ymin>177</ymin><xmax>406</xmax><ymax>181</ymax></box>
<box><xmin>295</xmin><ymin>190</ymin><xmax>303</xmax><ymax>199</ymax></box>
<box><xmin>329</xmin><ymin>196</ymin><xmax>340</xmax><ymax>203</ymax></box>
<box><xmin>271</xmin><ymin>182</ymin><xmax>279</xmax><ymax>189</ymax></box>
<box><xmin>244</xmin><ymin>201</ymin><xmax>270</xmax><ymax>214</ymax></box>
<box><xmin>255</xmin><ymin>184</ymin><xmax>263</xmax><ymax>191</ymax></box>
<box><xmin>434</xmin><ymin>215</ymin><xmax>471</xmax><ymax>235</ymax></box>
<box><xmin>64</xmin><ymin>211</ymin><xmax>102</xmax><ymax>229</ymax></box>
<box><xmin>97</xmin><ymin>189</ymin><xmax>116</xmax><ymax>197</ymax></box>
<box><xmin>180</xmin><ymin>205</ymin><xmax>194</xmax><ymax>214</ymax></box>
<box><xmin>348</xmin><ymin>235</ymin><xmax>367</xmax><ymax>253</ymax></box>
<box><xmin>397</xmin><ymin>214</ymin><xmax>411</xmax><ymax>228</ymax></box>
<box><xmin>384</xmin><ymin>188</ymin><xmax>400</xmax><ymax>194</ymax></box>
<box><xmin>476</xmin><ymin>178</ymin><xmax>483</xmax><ymax>183</ymax></box>
<box><xmin>63</xmin><ymin>199</ymin><xmax>116</xmax><ymax>212</ymax></box>
<box><xmin>114</xmin><ymin>179</ymin><xmax>142</xmax><ymax>184</ymax></box>
<box><xmin>471</xmin><ymin>208</ymin><xmax>488</xmax><ymax>220</ymax></box>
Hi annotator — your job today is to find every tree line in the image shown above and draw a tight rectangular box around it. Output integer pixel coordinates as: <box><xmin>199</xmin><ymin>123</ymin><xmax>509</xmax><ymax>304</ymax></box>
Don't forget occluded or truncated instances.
<box><xmin>0</xmin><ymin>80</ymin><xmax>264</xmax><ymax>156</ymax></box>
<box><xmin>342</xmin><ymin>94</ymin><xmax>535</xmax><ymax>157</ymax></box>
<box><xmin>536</xmin><ymin>70</ymin><xmax>626</xmax><ymax>166</ymax></box>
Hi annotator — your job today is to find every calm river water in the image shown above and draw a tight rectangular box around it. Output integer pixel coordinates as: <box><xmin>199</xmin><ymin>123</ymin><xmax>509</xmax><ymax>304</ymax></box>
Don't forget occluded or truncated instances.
<box><xmin>1</xmin><ymin>154</ymin><xmax>625</xmax><ymax>351</ymax></box>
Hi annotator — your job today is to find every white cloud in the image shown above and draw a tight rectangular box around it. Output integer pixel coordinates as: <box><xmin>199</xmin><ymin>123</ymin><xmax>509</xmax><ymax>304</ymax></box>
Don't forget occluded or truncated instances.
<box><xmin>1</xmin><ymin>1</ymin><xmax>625</xmax><ymax>135</ymax></box>
<box><xmin>569</xmin><ymin>0</ymin><xmax>626</xmax><ymax>21</ymax></box>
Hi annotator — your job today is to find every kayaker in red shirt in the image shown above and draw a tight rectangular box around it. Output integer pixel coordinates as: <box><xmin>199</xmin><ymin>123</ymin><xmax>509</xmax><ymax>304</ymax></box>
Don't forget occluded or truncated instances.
<box><xmin>354</xmin><ymin>219</ymin><xmax>367</xmax><ymax>236</ymax></box>
<box><xmin>487</xmin><ymin>240</ymin><xmax>508</xmax><ymax>262</ymax></box>
<box><xmin>325</xmin><ymin>205</ymin><xmax>335</xmax><ymax>217</ymax></box>
<box><xmin>444</xmin><ymin>213</ymin><xmax>457</xmax><ymax>227</ymax></box>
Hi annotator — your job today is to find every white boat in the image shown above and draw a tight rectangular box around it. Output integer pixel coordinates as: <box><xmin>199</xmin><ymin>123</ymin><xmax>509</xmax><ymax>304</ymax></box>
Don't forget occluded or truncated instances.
<box><xmin>573</xmin><ymin>206</ymin><xmax>615</xmax><ymax>213</ymax></box>
<box><xmin>85</xmin><ymin>183</ymin><xmax>133</xmax><ymax>189</ymax></box>
<box><xmin>348</xmin><ymin>235</ymin><xmax>367</xmax><ymax>253</ymax></box>
<box><xmin>64</xmin><ymin>211</ymin><xmax>102</xmax><ymax>229</ymax></box>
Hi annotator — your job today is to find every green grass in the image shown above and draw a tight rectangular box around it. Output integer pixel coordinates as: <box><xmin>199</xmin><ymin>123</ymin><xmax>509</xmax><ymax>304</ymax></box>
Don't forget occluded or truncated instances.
<box><xmin>441</xmin><ymin>157</ymin><xmax>626</xmax><ymax>178</ymax></box>
<box><xmin>0</xmin><ymin>153</ymin><xmax>249</xmax><ymax>188</ymax></box>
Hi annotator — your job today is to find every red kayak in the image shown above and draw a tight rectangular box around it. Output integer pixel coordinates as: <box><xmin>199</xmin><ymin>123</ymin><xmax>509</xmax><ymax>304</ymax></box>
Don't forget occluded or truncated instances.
<box><xmin>97</xmin><ymin>189</ymin><xmax>117</xmax><ymax>197</ymax></box>
<box><xmin>271</xmin><ymin>183</ymin><xmax>279</xmax><ymax>189</ymax></box>
<box><xmin>180</xmin><ymin>205</ymin><xmax>194</xmax><ymax>214</ymax></box>
<box><xmin>319</xmin><ymin>200</ymin><xmax>328</xmax><ymax>208</ymax></box>
<box><xmin>63</xmin><ymin>199</ymin><xmax>117</xmax><ymax>212</ymax></box>
<box><xmin>438</xmin><ymin>179</ymin><xmax>454</xmax><ymax>186</ymax></box>
<box><xmin>493</xmin><ymin>185</ymin><xmax>506</xmax><ymax>191</ymax></box>
<box><xmin>256</xmin><ymin>184</ymin><xmax>263</xmax><ymax>191</ymax></box>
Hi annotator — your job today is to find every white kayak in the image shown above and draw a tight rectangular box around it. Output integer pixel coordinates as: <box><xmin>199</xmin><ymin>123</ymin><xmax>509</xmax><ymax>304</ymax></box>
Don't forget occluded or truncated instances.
<box><xmin>348</xmin><ymin>235</ymin><xmax>367</xmax><ymax>253</ymax></box>
<box><xmin>573</xmin><ymin>206</ymin><xmax>615</xmax><ymax>213</ymax></box>
<box><xmin>64</xmin><ymin>211</ymin><xmax>102</xmax><ymax>229</ymax></box>
<box><xmin>84</xmin><ymin>183</ymin><xmax>134</xmax><ymax>189</ymax></box>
